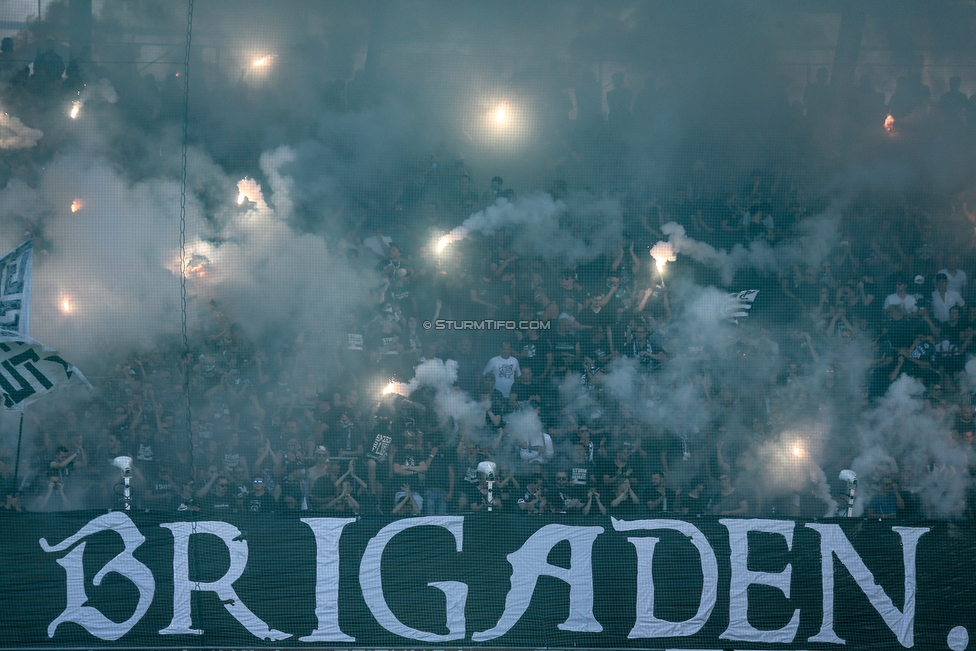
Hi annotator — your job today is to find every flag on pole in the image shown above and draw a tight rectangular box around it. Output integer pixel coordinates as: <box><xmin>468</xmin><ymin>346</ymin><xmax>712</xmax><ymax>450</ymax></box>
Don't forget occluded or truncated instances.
<box><xmin>0</xmin><ymin>239</ymin><xmax>32</xmax><ymax>335</ymax></box>
<box><xmin>0</xmin><ymin>331</ymin><xmax>90</xmax><ymax>410</ymax></box>
<box><xmin>726</xmin><ymin>289</ymin><xmax>759</xmax><ymax>324</ymax></box>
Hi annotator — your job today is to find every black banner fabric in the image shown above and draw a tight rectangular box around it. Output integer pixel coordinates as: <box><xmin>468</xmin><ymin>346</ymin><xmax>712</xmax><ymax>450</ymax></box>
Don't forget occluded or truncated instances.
<box><xmin>1</xmin><ymin>512</ymin><xmax>975</xmax><ymax>650</ymax></box>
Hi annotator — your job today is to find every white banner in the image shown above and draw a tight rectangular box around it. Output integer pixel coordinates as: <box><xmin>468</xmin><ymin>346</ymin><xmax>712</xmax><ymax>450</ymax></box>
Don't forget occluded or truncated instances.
<box><xmin>0</xmin><ymin>331</ymin><xmax>89</xmax><ymax>409</ymax></box>
<box><xmin>0</xmin><ymin>239</ymin><xmax>32</xmax><ymax>335</ymax></box>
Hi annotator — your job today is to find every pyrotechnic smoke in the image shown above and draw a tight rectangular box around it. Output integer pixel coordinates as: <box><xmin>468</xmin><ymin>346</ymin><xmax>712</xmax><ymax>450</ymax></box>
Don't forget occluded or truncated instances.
<box><xmin>438</xmin><ymin>193</ymin><xmax>622</xmax><ymax>266</ymax></box>
<box><xmin>389</xmin><ymin>359</ymin><xmax>488</xmax><ymax>432</ymax></box>
<box><xmin>0</xmin><ymin>112</ymin><xmax>43</xmax><ymax>149</ymax></box>
<box><xmin>86</xmin><ymin>78</ymin><xmax>120</xmax><ymax>104</ymax></box>
<box><xmin>598</xmin><ymin>356</ymin><xmax>642</xmax><ymax>404</ymax></box>
<box><xmin>504</xmin><ymin>407</ymin><xmax>548</xmax><ymax>465</ymax></box>
<box><xmin>852</xmin><ymin>376</ymin><xmax>971</xmax><ymax>518</ymax></box>
<box><xmin>661</xmin><ymin>222</ymin><xmax>778</xmax><ymax>286</ymax></box>
<box><xmin>0</xmin><ymin>0</ymin><xmax>971</xmax><ymax>520</ymax></box>
<box><xmin>68</xmin><ymin>80</ymin><xmax>119</xmax><ymax>120</ymax></box>
<box><xmin>236</xmin><ymin>177</ymin><xmax>265</xmax><ymax>209</ymax></box>
<box><xmin>649</xmin><ymin>240</ymin><xmax>675</xmax><ymax>273</ymax></box>
<box><xmin>169</xmin><ymin>146</ymin><xmax>371</xmax><ymax>345</ymax></box>
<box><xmin>0</xmin><ymin>141</ymin><xmax>378</xmax><ymax>368</ymax></box>
<box><xmin>437</xmin><ymin>228</ymin><xmax>468</xmax><ymax>253</ymax></box>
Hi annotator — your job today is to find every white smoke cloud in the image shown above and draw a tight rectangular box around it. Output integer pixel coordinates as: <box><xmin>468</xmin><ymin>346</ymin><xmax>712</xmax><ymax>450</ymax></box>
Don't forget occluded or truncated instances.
<box><xmin>504</xmin><ymin>407</ymin><xmax>545</xmax><ymax>447</ymax></box>
<box><xmin>0</xmin><ymin>112</ymin><xmax>43</xmax><ymax>149</ymax></box>
<box><xmin>0</xmin><ymin>142</ymin><xmax>376</xmax><ymax>368</ymax></box>
<box><xmin>853</xmin><ymin>376</ymin><xmax>971</xmax><ymax>519</ymax></box>
<box><xmin>395</xmin><ymin>359</ymin><xmax>488</xmax><ymax>433</ymax></box>
<box><xmin>172</xmin><ymin>145</ymin><xmax>373</xmax><ymax>344</ymax></box>
<box><xmin>660</xmin><ymin>221</ymin><xmax>780</xmax><ymax>286</ymax></box>
<box><xmin>440</xmin><ymin>192</ymin><xmax>622</xmax><ymax>266</ymax></box>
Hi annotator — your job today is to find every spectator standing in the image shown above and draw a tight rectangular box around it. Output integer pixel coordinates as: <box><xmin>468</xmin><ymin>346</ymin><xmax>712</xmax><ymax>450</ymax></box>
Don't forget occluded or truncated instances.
<box><xmin>483</xmin><ymin>341</ymin><xmax>521</xmax><ymax>399</ymax></box>
<box><xmin>932</xmin><ymin>273</ymin><xmax>965</xmax><ymax>324</ymax></box>
<box><xmin>867</xmin><ymin>476</ymin><xmax>905</xmax><ymax>519</ymax></box>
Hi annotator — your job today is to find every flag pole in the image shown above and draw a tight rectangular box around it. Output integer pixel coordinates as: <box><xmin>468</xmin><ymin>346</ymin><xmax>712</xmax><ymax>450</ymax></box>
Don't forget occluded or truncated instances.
<box><xmin>11</xmin><ymin>409</ymin><xmax>24</xmax><ymax>493</ymax></box>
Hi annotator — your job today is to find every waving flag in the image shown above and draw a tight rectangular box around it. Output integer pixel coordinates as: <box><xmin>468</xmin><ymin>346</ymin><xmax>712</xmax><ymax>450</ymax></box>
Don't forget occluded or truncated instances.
<box><xmin>0</xmin><ymin>239</ymin><xmax>32</xmax><ymax>335</ymax></box>
<box><xmin>0</xmin><ymin>331</ymin><xmax>90</xmax><ymax>410</ymax></box>
<box><xmin>727</xmin><ymin>289</ymin><xmax>759</xmax><ymax>324</ymax></box>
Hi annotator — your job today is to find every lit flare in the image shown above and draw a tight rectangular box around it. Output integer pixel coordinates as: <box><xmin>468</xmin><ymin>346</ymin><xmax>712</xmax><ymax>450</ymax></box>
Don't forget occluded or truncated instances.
<box><xmin>70</xmin><ymin>199</ymin><xmax>83</xmax><ymax>213</ymax></box>
<box><xmin>185</xmin><ymin>253</ymin><xmax>211</xmax><ymax>279</ymax></box>
<box><xmin>236</xmin><ymin>177</ymin><xmax>262</xmax><ymax>206</ymax></box>
<box><xmin>649</xmin><ymin>241</ymin><xmax>676</xmax><ymax>273</ymax></box>
<box><xmin>436</xmin><ymin>227</ymin><xmax>468</xmax><ymax>253</ymax></box>
<box><xmin>383</xmin><ymin>381</ymin><xmax>404</xmax><ymax>396</ymax></box>
<box><xmin>69</xmin><ymin>100</ymin><xmax>82</xmax><ymax>119</ymax></box>
<box><xmin>493</xmin><ymin>104</ymin><xmax>508</xmax><ymax>124</ymax></box>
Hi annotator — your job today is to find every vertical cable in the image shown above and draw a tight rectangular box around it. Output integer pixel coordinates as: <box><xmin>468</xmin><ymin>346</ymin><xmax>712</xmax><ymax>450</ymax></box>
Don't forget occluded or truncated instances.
<box><xmin>179</xmin><ymin>0</ymin><xmax>195</xmax><ymax>479</ymax></box>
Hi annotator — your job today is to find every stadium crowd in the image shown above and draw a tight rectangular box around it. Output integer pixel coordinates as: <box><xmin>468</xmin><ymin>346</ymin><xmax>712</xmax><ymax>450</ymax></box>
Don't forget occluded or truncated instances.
<box><xmin>1</xmin><ymin>32</ymin><xmax>976</xmax><ymax>521</ymax></box>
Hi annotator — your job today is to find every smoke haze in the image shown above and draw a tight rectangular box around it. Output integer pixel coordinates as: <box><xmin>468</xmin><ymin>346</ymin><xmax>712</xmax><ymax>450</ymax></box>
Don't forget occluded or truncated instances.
<box><xmin>0</xmin><ymin>0</ymin><xmax>975</xmax><ymax>518</ymax></box>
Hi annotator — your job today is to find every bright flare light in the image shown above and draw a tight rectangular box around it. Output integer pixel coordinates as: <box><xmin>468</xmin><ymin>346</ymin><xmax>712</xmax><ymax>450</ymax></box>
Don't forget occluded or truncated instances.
<box><xmin>236</xmin><ymin>177</ymin><xmax>263</xmax><ymax>207</ymax></box>
<box><xmin>436</xmin><ymin>227</ymin><xmax>468</xmax><ymax>253</ymax></box>
<box><xmin>884</xmin><ymin>114</ymin><xmax>895</xmax><ymax>132</ymax></box>
<box><xmin>383</xmin><ymin>381</ymin><xmax>407</xmax><ymax>396</ymax></box>
<box><xmin>493</xmin><ymin>104</ymin><xmax>508</xmax><ymax>124</ymax></box>
<box><xmin>185</xmin><ymin>253</ymin><xmax>211</xmax><ymax>280</ymax></box>
<box><xmin>60</xmin><ymin>297</ymin><xmax>72</xmax><ymax>314</ymax></box>
<box><xmin>793</xmin><ymin>446</ymin><xmax>803</xmax><ymax>457</ymax></box>
<box><xmin>252</xmin><ymin>56</ymin><xmax>272</xmax><ymax>67</ymax></box>
<box><xmin>649</xmin><ymin>241</ymin><xmax>676</xmax><ymax>274</ymax></box>
<box><xmin>69</xmin><ymin>100</ymin><xmax>82</xmax><ymax>119</ymax></box>
<box><xmin>70</xmin><ymin>199</ymin><xmax>83</xmax><ymax>213</ymax></box>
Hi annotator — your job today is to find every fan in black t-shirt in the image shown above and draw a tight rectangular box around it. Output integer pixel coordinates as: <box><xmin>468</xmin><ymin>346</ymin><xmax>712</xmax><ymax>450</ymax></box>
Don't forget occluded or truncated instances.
<box><xmin>200</xmin><ymin>476</ymin><xmax>236</xmax><ymax>514</ymax></box>
<box><xmin>243</xmin><ymin>477</ymin><xmax>277</xmax><ymax>513</ymax></box>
